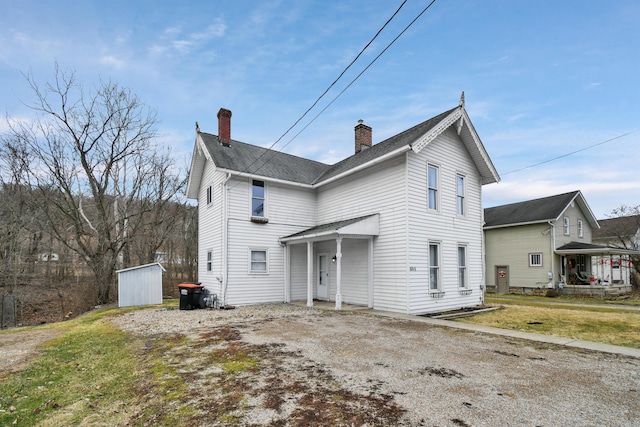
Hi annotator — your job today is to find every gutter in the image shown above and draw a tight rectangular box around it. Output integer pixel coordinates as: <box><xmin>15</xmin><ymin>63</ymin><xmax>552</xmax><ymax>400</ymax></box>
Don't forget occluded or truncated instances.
<box><xmin>221</xmin><ymin>172</ymin><xmax>231</xmax><ymax>307</ymax></box>
<box><xmin>548</xmin><ymin>221</ymin><xmax>556</xmax><ymax>288</ymax></box>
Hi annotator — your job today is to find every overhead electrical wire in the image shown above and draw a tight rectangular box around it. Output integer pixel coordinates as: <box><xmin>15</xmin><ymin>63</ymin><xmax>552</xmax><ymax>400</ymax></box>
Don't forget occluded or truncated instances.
<box><xmin>231</xmin><ymin>0</ymin><xmax>411</xmax><ymax>180</ymax></box>
<box><xmin>501</xmin><ymin>129</ymin><xmax>639</xmax><ymax>176</ymax></box>
<box><xmin>249</xmin><ymin>0</ymin><xmax>439</xmax><ymax>177</ymax></box>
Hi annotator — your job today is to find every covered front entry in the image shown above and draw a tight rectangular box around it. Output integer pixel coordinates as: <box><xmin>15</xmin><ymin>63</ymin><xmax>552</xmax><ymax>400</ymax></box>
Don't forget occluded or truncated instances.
<box><xmin>280</xmin><ymin>215</ymin><xmax>379</xmax><ymax>310</ymax></box>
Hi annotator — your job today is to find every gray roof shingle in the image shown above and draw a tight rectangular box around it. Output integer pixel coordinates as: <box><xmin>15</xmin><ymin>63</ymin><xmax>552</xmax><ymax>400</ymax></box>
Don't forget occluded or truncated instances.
<box><xmin>484</xmin><ymin>191</ymin><xmax>581</xmax><ymax>228</ymax></box>
<box><xmin>199</xmin><ymin>107</ymin><xmax>458</xmax><ymax>185</ymax></box>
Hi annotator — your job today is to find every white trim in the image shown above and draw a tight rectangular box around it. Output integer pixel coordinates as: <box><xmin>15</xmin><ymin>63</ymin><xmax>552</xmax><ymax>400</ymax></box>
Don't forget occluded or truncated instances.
<box><xmin>116</xmin><ymin>262</ymin><xmax>165</xmax><ymax>274</ymax></box>
<box><xmin>412</xmin><ymin>108</ymin><xmax>463</xmax><ymax>153</ymax></box>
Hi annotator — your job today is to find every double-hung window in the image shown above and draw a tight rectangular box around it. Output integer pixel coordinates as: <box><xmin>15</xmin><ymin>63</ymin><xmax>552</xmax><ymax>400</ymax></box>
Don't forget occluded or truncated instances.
<box><xmin>427</xmin><ymin>165</ymin><xmax>439</xmax><ymax>211</ymax></box>
<box><xmin>206</xmin><ymin>185</ymin><xmax>213</xmax><ymax>205</ymax></box>
<box><xmin>563</xmin><ymin>217</ymin><xmax>570</xmax><ymax>235</ymax></box>
<box><xmin>252</xmin><ymin>180</ymin><xmax>265</xmax><ymax>217</ymax></box>
<box><xmin>250</xmin><ymin>250</ymin><xmax>268</xmax><ymax>273</ymax></box>
<box><xmin>429</xmin><ymin>242</ymin><xmax>440</xmax><ymax>290</ymax></box>
<box><xmin>458</xmin><ymin>245</ymin><xmax>467</xmax><ymax>288</ymax></box>
<box><xmin>578</xmin><ymin>219</ymin><xmax>583</xmax><ymax>238</ymax></box>
<box><xmin>206</xmin><ymin>250</ymin><xmax>213</xmax><ymax>272</ymax></box>
<box><xmin>456</xmin><ymin>174</ymin><xmax>465</xmax><ymax>216</ymax></box>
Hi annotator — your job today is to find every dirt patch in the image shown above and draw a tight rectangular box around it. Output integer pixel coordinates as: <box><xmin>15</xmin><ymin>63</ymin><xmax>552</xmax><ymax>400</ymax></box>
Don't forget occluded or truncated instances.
<box><xmin>0</xmin><ymin>328</ymin><xmax>63</xmax><ymax>378</ymax></box>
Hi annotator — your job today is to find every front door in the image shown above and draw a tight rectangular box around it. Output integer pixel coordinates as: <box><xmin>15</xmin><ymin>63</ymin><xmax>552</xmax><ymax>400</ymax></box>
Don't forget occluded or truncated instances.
<box><xmin>317</xmin><ymin>254</ymin><xmax>329</xmax><ymax>300</ymax></box>
<box><xmin>496</xmin><ymin>265</ymin><xmax>509</xmax><ymax>294</ymax></box>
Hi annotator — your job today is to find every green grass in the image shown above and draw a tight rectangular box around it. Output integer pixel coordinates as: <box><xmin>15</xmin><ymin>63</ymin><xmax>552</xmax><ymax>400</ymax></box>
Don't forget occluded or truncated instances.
<box><xmin>459</xmin><ymin>294</ymin><xmax>640</xmax><ymax>348</ymax></box>
<box><xmin>0</xmin><ymin>303</ymin><xmax>168</xmax><ymax>426</ymax></box>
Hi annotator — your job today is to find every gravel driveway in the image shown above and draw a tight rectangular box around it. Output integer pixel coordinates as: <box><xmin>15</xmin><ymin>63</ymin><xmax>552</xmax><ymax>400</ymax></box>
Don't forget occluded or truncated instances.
<box><xmin>111</xmin><ymin>304</ymin><xmax>640</xmax><ymax>426</ymax></box>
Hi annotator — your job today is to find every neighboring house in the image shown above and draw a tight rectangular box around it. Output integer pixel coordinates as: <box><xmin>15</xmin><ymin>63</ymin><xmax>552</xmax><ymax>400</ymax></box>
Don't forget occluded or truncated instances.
<box><xmin>186</xmin><ymin>95</ymin><xmax>500</xmax><ymax>315</ymax></box>
<box><xmin>591</xmin><ymin>215</ymin><xmax>640</xmax><ymax>284</ymax></box>
<box><xmin>484</xmin><ymin>191</ymin><xmax>638</xmax><ymax>295</ymax></box>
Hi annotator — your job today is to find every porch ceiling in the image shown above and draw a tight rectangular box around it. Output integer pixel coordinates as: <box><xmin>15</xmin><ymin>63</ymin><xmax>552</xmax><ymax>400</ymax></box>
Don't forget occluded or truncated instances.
<box><xmin>279</xmin><ymin>214</ymin><xmax>380</xmax><ymax>243</ymax></box>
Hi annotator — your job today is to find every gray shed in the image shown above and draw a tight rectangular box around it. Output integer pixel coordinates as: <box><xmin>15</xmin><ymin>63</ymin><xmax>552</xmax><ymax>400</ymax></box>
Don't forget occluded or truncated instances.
<box><xmin>117</xmin><ymin>262</ymin><xmax>165</xmax><ymax>307</ymax></box>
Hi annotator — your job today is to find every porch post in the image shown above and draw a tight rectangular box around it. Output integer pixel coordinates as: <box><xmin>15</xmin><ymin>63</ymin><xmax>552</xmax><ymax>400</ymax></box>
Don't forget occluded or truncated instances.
<box><xmin>368</xmin><ymin>237</ymin><xmax>374</xmax><ymax>308</ymax></box>
<box><xmin>284</xmin><ymin>243</ymin><xmax>290</xmax><ymax>303</ymax></box>
<box><xmin>335</xmin><ymin>237</ymin><xmax>343</xmax><ymax>310</ymax></box>
<box><xmin>306</xmin><ymin>241</ymin><xmax>313</xmax><ymax>307</ymax></box>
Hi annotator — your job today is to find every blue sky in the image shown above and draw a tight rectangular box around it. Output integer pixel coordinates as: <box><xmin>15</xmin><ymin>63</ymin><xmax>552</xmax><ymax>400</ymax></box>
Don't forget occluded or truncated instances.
<box><xmin>1</xmin><ymin>0</ymin><xmax>639</xmax><ymax>217</ymax></box>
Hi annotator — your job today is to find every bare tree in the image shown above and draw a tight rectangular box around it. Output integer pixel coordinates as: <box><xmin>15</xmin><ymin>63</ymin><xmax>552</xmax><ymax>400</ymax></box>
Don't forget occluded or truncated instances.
<box><xmin>3</xmin><ymin>64</ymin><xmax>185</xmax><ymax>303</ymax></box>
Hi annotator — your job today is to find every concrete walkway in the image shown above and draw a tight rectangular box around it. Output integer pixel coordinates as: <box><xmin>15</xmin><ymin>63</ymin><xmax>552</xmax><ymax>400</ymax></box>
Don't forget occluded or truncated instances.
<box><xmin>300</xmin><ymin>301</ymin><xmax>640</xmax><ymax>359</ymax></box>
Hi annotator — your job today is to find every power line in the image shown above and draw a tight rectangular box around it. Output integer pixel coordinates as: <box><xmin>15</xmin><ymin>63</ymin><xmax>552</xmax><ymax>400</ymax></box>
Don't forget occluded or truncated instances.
<box><xmin>252</xmin><ymin>0</ymin><xmax>439</xmax><ymax>175</ymax></box>
<box><xmin>501</xmin><ymin>129</ymin><xmax>639</xmax><ymax>176</ymax></box>
<box><xmin>232</xmin><ymin>0</ymin><xmax>410</xmax><ymax>180</ymax></box>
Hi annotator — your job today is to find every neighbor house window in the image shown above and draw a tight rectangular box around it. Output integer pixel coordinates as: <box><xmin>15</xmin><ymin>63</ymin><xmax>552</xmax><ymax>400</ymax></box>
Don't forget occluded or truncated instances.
<box><xmin>429</xmin><ymin>242</ymin><xmax>440</xmax><ymax>290</ymax></box>
<box><xmin>427</xmin><ymin>165</ymin><xmax>439</xmax><ymax>210</ymax></box>
<box><xmin>563</xmin><ymin>217</ymin><xmax>570</xmax><ymax>235</ymax></box>
<box><xmin>578</xmin><ymin>219</ymin><xmax>583</xmax><ymax>238</ymax></box>
<box><xmin>206</xmin><ymin>250</ymin><xmax>213</xmax><ymax>272</ymax></box>
<box><xmin>529</xmin><ymin>253</ymin><xmax>543</xmax><ymax>267</ymax></box>
<box><xmin>458</xmin><ymin>245</ymin><xmax>467</xmax><ymax>288</ymax></box>
<box><xmin>206</xmin><ymin>185</ymin><xmax>213</xmax><ymax>205</ymax></box>
<box><xmin>456</xmin><ymin>174</ymin><xmax>465</xmax><ymax>215</ymax></box>
<box><xmin>250</xmin><ymin>250</ymin><xmax>268</xmax><ymax>273</ymax></box>
<box><xmin>252</xmin><ymin>180</ymin><xmax>265</xmax><ymax>217</ymax></box>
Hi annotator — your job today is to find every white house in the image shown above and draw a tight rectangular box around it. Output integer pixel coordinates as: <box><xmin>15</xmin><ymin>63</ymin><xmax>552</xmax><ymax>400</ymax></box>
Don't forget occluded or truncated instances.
<box><xmin>186</xmin><ymin>95</ymin><xmax>500</xmax><ymax>315</ymax></box>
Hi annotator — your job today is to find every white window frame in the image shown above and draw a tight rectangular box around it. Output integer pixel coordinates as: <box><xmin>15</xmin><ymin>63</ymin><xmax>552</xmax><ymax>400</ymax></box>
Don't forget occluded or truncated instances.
<box><xmin>429</xmin><ymin>242</ymin><xmax>440</xmax><ymax>290</ymax></box>
<box><xmin>206</xmin><ymin>185</ymin><xmax>213</xmax><ymax>206</ymax></box>
<box><xmin>427</xmin><ymin>164</ymin><xmax>439</xmax><ymax>211</ymax></box>
<box><xmin>249</xmin><ymin>249</ymin><xmax>269</xmax><ymax>274</ymax></box>
<box><xmin>251</xmin><ymin>180</ymin><xmax>266</xmax><ymax>218</ymax></box>
<box><xmin>458</xmin><ymin>244</ymin><xmax>468</xmax><ymax>288</ymax></box>
<box><xmin>578</xmin><ymin>219</ymin><xmax>583</xmax><ymax>238</ymax></box>
<box><xmin>456</xmin><ymin>174</ymin><xmax>465</xmax><ymax>216</ymax></box>
<box><xmin>206</xmin><ymin>250</ymin><xmax>213</xmax><ymax>272</ymax></box>
<box><xmin>563</xmin><ymin>217</ymin><xmax>570</xmax><ymax>235</ymax></box>
<box><xmin>529</xmin><ymin>252</ymin><xmax>543</xmax><ymax>267</ymax></box>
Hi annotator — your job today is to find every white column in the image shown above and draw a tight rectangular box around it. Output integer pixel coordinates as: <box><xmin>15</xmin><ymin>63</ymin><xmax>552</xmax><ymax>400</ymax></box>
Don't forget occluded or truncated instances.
<box><xmin>284</xmin><ymin>243</ymin><xmax>290</xmax><ymax>303</ymax></box>
<box><xmin>306</xmin><ymin>241</ymin><xmax>313</xmax><ymax>307</ymax></box>
<box><xmin>368</xmin><ymin>237</ymin><xmax>374</xmax><ymax>308</ymax></box>
<box><xmin>335</xmin><ymin>237</ymin><xmax>343</xmax><ymax>310</ymax></box>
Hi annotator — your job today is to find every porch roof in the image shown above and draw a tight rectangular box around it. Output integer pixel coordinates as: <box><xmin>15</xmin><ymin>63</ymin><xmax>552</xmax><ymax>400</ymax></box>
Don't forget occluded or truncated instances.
<box><xmin>279</xmin><ymin>214</ymin><xmax>380</xmax><ymax>243</ymax></box>
<box><xmin>555</xmin><ymin>241</ymin><xmax>640</xmax><ymax>255</ymax></box>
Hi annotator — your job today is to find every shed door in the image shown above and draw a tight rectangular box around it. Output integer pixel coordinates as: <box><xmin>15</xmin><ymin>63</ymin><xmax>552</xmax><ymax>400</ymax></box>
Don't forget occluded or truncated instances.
<box><xmin>496</xmin><ymin>266</ymin><xmax>509</xmax><ymax>294</ymax></box>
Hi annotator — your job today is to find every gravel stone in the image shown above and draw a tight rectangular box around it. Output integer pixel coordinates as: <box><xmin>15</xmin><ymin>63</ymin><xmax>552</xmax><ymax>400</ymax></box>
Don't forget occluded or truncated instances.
<box><xmin>110</xmin><ymin>303</ymin><xmax>640</xmax><ymax>426</ymax></box>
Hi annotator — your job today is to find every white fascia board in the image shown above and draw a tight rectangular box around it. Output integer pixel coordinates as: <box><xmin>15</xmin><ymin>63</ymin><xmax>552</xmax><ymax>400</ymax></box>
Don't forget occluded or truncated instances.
<box><xmin>484</xmin><ymin>219</ymin><xmax>554</xmax><ymax>230</ymax></box>
<box><xmin>314</xmin><ymin>146</ymin><xmax>411</xmax><ymax>188</ymax></box>
<box><xmin>218</xmin><ymin>168</ymin><xmax>314</xmax><ymax>189</ymax></box>
<box><xmin>116</xmin><ymin>262</ymin><xmax>166</xmax><ymax>274</ymax></box>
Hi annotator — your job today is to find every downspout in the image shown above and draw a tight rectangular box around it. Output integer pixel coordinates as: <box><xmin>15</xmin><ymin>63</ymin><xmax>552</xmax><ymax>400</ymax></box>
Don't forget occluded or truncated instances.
<box><xmin>221</xmin><ymin>173</ymin><xmax>231</xmax><ymax>307</ymax></box>
<box><xmin>548</xmin><ymin>221</ymin><xmax>556</xmax><ymax>289</ymax></box>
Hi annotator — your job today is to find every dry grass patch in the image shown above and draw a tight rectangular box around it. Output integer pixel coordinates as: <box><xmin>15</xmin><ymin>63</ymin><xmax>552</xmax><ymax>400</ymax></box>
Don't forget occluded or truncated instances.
<box><xmin>456</xmin><ymin>304</ymin><xmax>640</xmax><ymax>348</ymax></box>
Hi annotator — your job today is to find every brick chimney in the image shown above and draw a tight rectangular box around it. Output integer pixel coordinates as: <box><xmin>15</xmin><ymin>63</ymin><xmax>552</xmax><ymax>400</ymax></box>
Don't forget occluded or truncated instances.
<box><xmin>355</xmin><ymin>119</ymin><xmax>372</xmax><ymax>153</ymax></box>
<box><xmin>217</xmin><ymin>108</ymin><xmax>232</xmax><ymax>146</ymax></box>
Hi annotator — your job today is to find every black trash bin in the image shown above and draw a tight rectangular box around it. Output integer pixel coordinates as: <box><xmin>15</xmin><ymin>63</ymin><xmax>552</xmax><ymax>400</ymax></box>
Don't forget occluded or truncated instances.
<box><xmin>178</xmin><ymin>283</ymin><xmax>205</xmax><ymax>310</ymax></box>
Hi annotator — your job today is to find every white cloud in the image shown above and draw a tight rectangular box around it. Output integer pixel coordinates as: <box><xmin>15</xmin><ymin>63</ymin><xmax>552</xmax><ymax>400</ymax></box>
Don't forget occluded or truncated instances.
<box><xmin>100</xmin><ymin>55</ymin><xmax>125</xmax><ymax>69</ymax></box>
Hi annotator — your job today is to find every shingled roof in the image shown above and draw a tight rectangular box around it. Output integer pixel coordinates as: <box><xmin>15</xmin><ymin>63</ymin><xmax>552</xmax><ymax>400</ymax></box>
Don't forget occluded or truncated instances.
<box><xmin>484</xmin><ymin>190</ymin><xmax>598</xmax><ymax>229</ymax></box>
<box><xmin>593</xmin><ymin>215</ymin><xmax>640</xmax><ymax>241</ymax></box>
<box><xmin>186</xmin><ymin>101</ymin><xmax>499</xmax><ymax>198</ymax></box>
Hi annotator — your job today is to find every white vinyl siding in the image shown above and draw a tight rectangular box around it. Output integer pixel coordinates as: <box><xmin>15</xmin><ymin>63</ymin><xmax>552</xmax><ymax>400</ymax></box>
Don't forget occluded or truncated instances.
<box><xmin>407</xmin><ymin>127</ymin><xmax>485</xmax><ymax>314</ymax></box>
<box><xmin>316</xmin><ymin>156</ymin><xmax>407</xmax><ymax>313</ymax></box>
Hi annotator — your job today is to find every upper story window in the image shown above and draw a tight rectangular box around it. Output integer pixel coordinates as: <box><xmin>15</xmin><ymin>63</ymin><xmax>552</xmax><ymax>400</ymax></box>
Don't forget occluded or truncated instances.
<box><xmin>252</xmin><ymin>180</ymin><xmax>265</xmax><ymax>217</ymax></box>
<box><xmin>578</xmin><ymin>219</ymin><xmax>584</xmax><ymax>238</ymax></box>
<box><xmin>456</xmin><ymin>174</ymin><xmax>465</xmax><ymax>216</ymax></box>
<box><xmin>427</xmin><ymin>165</ymin><xmax>439</xmax><ymax>211</ymax></box>
<box><xmin>206</xmin><ymin>185</ymin><xmax>213</xmax><ymax>205</ymax></box>
<box><xmin>563</xmin><ymin>217</ymin><xmax>570</xmax><ymax>235</ymax></box>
